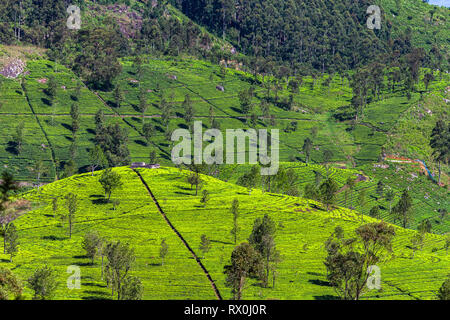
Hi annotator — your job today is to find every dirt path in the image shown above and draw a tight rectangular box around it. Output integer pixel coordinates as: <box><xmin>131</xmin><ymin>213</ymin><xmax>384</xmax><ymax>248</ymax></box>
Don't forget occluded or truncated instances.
<box><xmin>21</xmin><ymin>83</ymin><xmax>58</xmax><ymax>180</ymax></box>
<box><xmin>89</xmin><ymin>88</ymin><xmax>171</xmax><ymax>159</ymax></box>
<box><xmin>132</xmin><ymin>168</ymin><xmax>223</xmax><ymax>300</ymax></box>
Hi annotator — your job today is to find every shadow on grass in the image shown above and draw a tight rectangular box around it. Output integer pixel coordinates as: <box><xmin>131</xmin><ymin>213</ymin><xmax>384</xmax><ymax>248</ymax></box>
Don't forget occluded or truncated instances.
<box><xmin>82</xmin><ymin>290</ymin><xmax>112</xmax><ymax>300</ymax></box>
<box><xmin>134</xmin><ymin>139</ymin><xmax>147</xmax><ymax>147</ymax></box>
<box><xmin>5</xmin><ymin>141</ymin><xmax>18</xmax><ymax>155</ymax></box>
<box><xmin>42</xmin><ymin>235</ymin><xmax>66</xmax><ymax>241</ymax></box>
<box><xmin>308</xmin><ymin>279</ymin><xmax>331</xmax><ymax>287</ymax></box>
<box><xmin>174</xmin><ymin>191</ymin><xmax>193</xmax><ymax>196</ymax></box>
<box><xmin>91</xmin><ymin>198</ymin><xmax>109</xmax><ymax>205</ymax></box>
<box><xmin>41</xmin><ymin>98</ymin><xmax>52</xmax><ymax>106</ymax></box>
<box><xmin>211</xmin><ymin>239</ymin><xmax>233</xmax><ymax>245</ymax></box>
<box><xmin>313</xmin><ymin>295</ymin><xmax>340</xmax><ymax>300</ymax></box>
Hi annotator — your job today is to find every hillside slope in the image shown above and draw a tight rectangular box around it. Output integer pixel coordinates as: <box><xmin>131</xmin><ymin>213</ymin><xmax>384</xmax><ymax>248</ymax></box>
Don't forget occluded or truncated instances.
<box><xmin>1</xmin><ymin>167</ymin><xmax>448</xmax><ymax>300</ymax></box>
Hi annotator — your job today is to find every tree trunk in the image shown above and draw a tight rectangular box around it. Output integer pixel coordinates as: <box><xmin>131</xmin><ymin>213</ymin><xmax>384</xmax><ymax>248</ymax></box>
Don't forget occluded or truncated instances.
<box><xmin>438</xmin><ymin>161</ymin><xmax>441</xmax><ymax>184</ymax></box>
<box><xmin>101</xmin><ymin>255</ymin><xmax>104</xmax><ymax>280</ymax></box>
<box><xmin>237</xmin><ymin>276</ymin><xmax>245</xmax><ymax>300</ymax></box>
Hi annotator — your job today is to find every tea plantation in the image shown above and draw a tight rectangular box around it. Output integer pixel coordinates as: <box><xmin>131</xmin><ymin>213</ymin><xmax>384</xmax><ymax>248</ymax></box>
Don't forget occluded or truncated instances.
<box><xmin>0</xmin><ymin>167</ymin><xmax>448</xmax><ymax>300</ymax></box>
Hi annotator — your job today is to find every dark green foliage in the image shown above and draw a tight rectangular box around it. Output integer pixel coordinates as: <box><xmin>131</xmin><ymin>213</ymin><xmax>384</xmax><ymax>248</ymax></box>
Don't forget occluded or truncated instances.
<box><xmin>104</xmin><ymin>241</ymin><xmax>136</xmax><ymax>300</ymax></box>
<box><xmin>302</xmin><ymin>137</ymin><xmax>313</xmax><ymax>164</ymax></box>
<box><xmin>65</xmin><ymin>193</ymin><xmax>77</xmax><ymax>238</ymax></box>
<box><xmin>319</xmin><ymin>178</ymin><xmax>339</xmax><ymax>212</ymax></box>
<box><xmin>304</xmin><ymin>183</ymin><xmax>319</xmax><ymax>201</ymax></box>
<box><xmin>99</xmin><ymin>169</ymin><xmax>123</xmax><ymax>201</ymax></box>
<box><xmin>200</xmin><ymin>189</ymin><xmax>210</xmax><ymax>205</ymax></box>
<box><xmin>178</xmin><ymin>0</ymin><xmax>393</xmax><ymax>73</ymax></box>
<box><xmin>430</xmin><ymin>119</ymin><xmax>450</xmax><ymax>184</ymax></box>
<box><xmin>0</xmin><ymin>266</ymin><xmax>23</xmax><ymax>300</ymax></box>
<box><xmin>95</xmin><ymin>123</ymin><xmax>131</xmax><ymax>167</ymax></box>
<box><xmin>5</xmin><ymin>223</ymin><xmax>18</xmax><ymax>262</ymax></box>
<box><xmin>0</xmin><ymin>172</ymin><xmax>18</xmax><ymax>254</ymax></box>
<box><xmin>230</xmin><ymin>198</ymin><xmax>240</xmax><ymax>244</ymax></box>
<box><xmin>27</xmin><ymin>265</ymin><xmax>58</xmax><ymax>300</ymax></box>
<box><xmin>199</xmin><ymin>234</ymin><xmax>211</xmax><ymax>257</ymax></box>
<box><xmin>119</xmin><ymin>275</ymin><xmax>143</xmax><ymax>300</ymax></box>
<box><xmin>418</xmin><ymin>219</ymin><xmax>432</xmax><ymax>234</ymax></box>
<box><xmin>11</xmin><ymin>122</ymin><xmax>25</xmax><ymax>155</ymax></box>
<box><xmin>70</xmin><ymin>103</ymin><xmax>80</xmax><ymax>136</ymax></box>
<box><xmin>82</xmin><ymin>230</ymin><xmax>102</xmax><ymax>265</ymax></box>
<box><xmin>237</xmin><ymin>166</ymin><xmax>259</xmax><ymax>195</ymax></box>
<box><xmin>159</xmin><ymin>239</ymin><xmax>169</xmax><ymax>265</ymax></box>
<box><xmin>369</xmin><ymin>205</ymin><xmax>380</xmax><ymax>219</ymax></box>
<box><xmin>393</xmin><ymin>189</ymin><xmax>413</xmax><ymax>228</ymax></box>
<box><xmin>324</xmin><ymin>222</ymin><xmax>395</xmax><ymax>300</ymax></box>
<box><xmin>224</xmin><ymin>242</ymin><xmax>264</xmax><ymax>300</ymax></box>
<box><xmin>88</xmin><ymin>145</ymin><xmax>107</xmax><ymax>176</ymax></box>
<box><xmin>142</xmin><ymin>122</ymin><xmax>155</xmax><ymax>146</ymax></box>
<box><xmin>248</xmin><ymin>214</ymin><xmax>280</xmax><ymax>287</ymax></box>
<box><xmin>437</xmin><ymin>276</ymin><xmax>450</xmax><ymax>300</ymax></box>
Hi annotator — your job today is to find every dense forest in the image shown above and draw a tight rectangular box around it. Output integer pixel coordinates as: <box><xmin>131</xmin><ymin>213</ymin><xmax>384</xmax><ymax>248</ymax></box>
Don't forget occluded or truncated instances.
<box><xmin>176</xmin><ymin>0</ymin><xmax>390</xmax><ymax>72</ymax></box>
<box><xmin>171</xmin><ymin>0</ymin><xmax>448</xmax><ymax>74</ymax></box>
<box><xmin>1</xmin><ymin>0</ymin><xmax>447</xmax><ymax>85</ymax></box>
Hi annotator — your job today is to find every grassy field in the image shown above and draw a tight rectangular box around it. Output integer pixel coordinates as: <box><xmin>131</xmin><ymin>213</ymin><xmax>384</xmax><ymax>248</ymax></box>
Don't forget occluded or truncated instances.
<box><xmin>0</xmin><ymin>167</ymin><xmax>447</xmax><ymax>300</ymax></box>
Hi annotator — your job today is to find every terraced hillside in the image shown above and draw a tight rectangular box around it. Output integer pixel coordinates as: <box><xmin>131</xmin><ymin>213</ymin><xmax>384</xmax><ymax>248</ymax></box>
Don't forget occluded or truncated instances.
<box><xmin>217</xmin><ymin>162</ymin><xmax>450</xmax><ymax>235</ymax></box>
<box><xmin>2</xmin><ymin>53</ymin><xmax>448</xmax><ymax>184</ymax></box>
<box><xmin>1</xmin><ymin>167</ymin><xmax>448</xmax><ymax>300</ymax></box>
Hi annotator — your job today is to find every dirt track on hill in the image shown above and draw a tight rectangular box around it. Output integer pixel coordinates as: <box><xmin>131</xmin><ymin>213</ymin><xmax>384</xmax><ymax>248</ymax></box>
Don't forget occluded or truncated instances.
<box><xmin>132</xmin><ymin>168</ymin><xmax>223</xmax><ymax>300</ymax></box>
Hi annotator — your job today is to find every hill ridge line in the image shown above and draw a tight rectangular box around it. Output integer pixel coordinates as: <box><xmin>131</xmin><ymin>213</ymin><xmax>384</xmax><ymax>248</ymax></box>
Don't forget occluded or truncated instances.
<box><xmin>131</xmin><ymin>168</ymin><xmax>223</xmax><ymax>300</ymax></box>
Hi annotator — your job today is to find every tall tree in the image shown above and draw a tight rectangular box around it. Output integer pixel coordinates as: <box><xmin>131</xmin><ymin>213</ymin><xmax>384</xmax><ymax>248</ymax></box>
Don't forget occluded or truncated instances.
<box><xmin>70</xmin><ymin>103</ymin><xmax>80</xmax><ymax>137</ymax></box>
<box><xmin>27</xmin><ymin>265</ymin><xmax>58</xmax><ymax>300</ymax></box>
<box><xmin>5</xmin><ymin>223</ymin><xmax>18</xmax><ymax>262</ymax></box>
<box><xmin>0</xmin><ymin>171</ymin><xmax>18</xmax><ymax>254</ymax></box>
<box><xmin>138</xmin><ymin>88</ymin><xmax>148</xmax><ymax>123</ymax></box>
<box><xmin>199</xmin><ymin>234</ymin><xmax>211</xmax><ymax>258</ymax></box>
<box><xmin>119</xmin><ymin>276</ymin><xmax>143</xmax><ymax>300</ymax></box>
<box><xmin>31</xmin><ymin>158</ymin><xmax>47</xmax><ymax>190</ymax></box>
<box><xmin>430</xmin><ymin>119</ymin><xmax>450</xmax><ymax>185</ymax></box>
<box><xmin>346</xmin><ymin>177</ymin><xmax>356</xmax><ymax>210</ymax></box>
<box><xmin>82</xmin><ymin>230</ymin><xmax>102</xmax><ymax>265</ymax></box>
<box><xmin>230</xmin><ymin>198</ymin><xmax>240</xmax><ymax>245</ymax></box>
<box><xmin>319</xmin><ymin>178</ymin><xmax>339</xmax><ymax>212</ymax></box>
<box><xmin>182</xmin><ymin>94</ymin><xmax>194</xmax><ymax>129</ymax></box>
<box><xmin>393</xmin><ymin>189</ymin><xmax>413</xmax><ymax>228</ymax></box>
<box><xmin>99</xmin><ymin>169</ymin><xmax>123</xmax><ymax>201</ymax></box>
<box><xmin>65</xmin><ymin>193</ymin><xmax>77</xmax><ymax>239</ymax></box>
<box><xmin>224</xmin><ymin>242</ymin><xmax>264</xmax><ymax>300</ymax></box>
<box><xmin>11</xmin><ymin>122</ymin><xmax>25</xmax><ymax>155</ymax></box>
<box><xmin>248</xmin><ymin>214</ymin><xmax>279</xmax><ymax>287</ymax></box>
<box><xmin>358</xmin><ymin>189</ymin><xmax>367</xmax><ymax>222</ymax></box>
<box><xmin>324</xmin><ymin>222</ymin><xmax>396</xmax><ymax>300</ymax></box>
<box><xmin>0</xmin><ymin>266</ymin><xmax>23</xmax><ymax>300</ymax></box>
<box><xmin>104</xmin><ymin>241</ymin><xmax>136</xmax><ymax>300</ymax></box>
<box><xmin>160</xmin><ymin>239</ymin><xmax>169</xmax><ymax>266</ymax></box>
<box><xmin>114</xmin><ymin>84</ymin><xmax>124</xmax><ymax>109</ymax></box>
<box><xmin>438</xmin><ymin>276</ymin><xmax>450</xmax><ymax>300</ymax></box>
<box><xmin>142</xmin><ymin>122</ymin><xmax>155</xmax><ymax>146</ymax></box>
<box><xmin>88</xmin><ymin>145</ymin><xmax>107</xmax><ymax>176</ymax></box>
<box><xmin>302</xmin><ymin>137</ymin><xmax>313</xmax><ymax>164</ymax></box>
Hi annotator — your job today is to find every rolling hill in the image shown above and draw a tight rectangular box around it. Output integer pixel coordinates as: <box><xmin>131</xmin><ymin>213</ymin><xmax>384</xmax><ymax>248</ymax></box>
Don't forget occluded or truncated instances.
<box><xmin>1</xmin><ymin>166</ymin><xmax>448</xmax><ymax>300</ymax></box>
